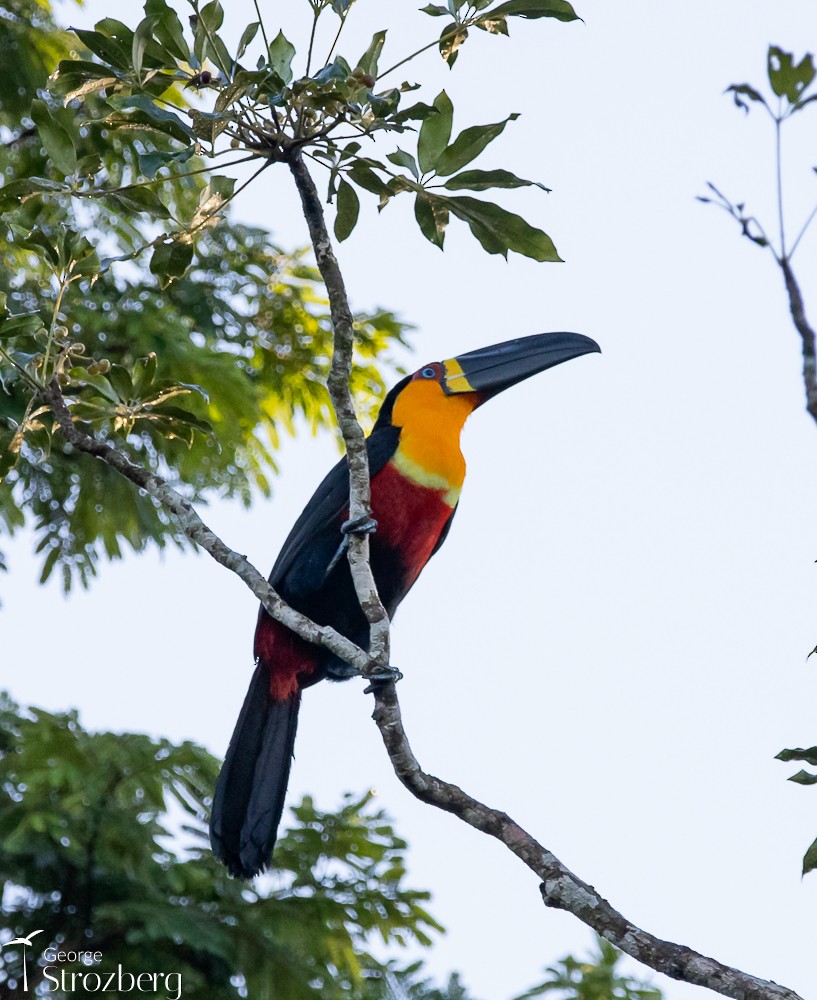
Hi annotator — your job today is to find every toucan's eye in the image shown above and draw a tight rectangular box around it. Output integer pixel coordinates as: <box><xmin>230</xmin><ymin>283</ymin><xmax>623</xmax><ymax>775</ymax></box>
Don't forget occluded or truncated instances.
<box><xmin>421</xmin><ymin>366</ymin><xmax>436</xmax><ymax>379</ymax></box>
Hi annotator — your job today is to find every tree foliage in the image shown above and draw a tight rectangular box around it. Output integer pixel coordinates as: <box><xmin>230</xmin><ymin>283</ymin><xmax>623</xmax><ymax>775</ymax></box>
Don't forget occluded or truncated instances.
<box><xmin>0</xmin><ymin>692</ymin><xmax>444</xmax><ymax>998</ymax></box>
<box><xmin>0</xmin><ymin>692</ymin><xmax>660</xmax><ymax>1000</ymax></box>
<box><xmin>0</xmin><ymin>0</ymin><xmax>409</xmax><ymax>590</ymax></box>
<box><xmin>0</xmin><ymin>0</ymin><xmax>578</xmax><ymax>588</ymax></box>
<box><xmin>512</xmin><ymin>937</ymin><xmax>661</xmax><ymax>1000</ymax></box>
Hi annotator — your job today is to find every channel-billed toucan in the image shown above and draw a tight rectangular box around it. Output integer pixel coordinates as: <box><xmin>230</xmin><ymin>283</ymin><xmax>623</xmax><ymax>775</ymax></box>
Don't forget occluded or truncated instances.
<box><xmin>210</xmin><ymin>331</ymin><xmax>599</xmax><ymax>878</ymax></box>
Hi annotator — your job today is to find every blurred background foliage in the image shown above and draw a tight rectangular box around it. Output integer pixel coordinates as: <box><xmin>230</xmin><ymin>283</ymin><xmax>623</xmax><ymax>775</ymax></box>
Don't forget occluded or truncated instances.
<box><xmin>0</xmin><ymin>0</ymin><xmax>409</xmax><ymax>590</ymax></box>
<box><xmin>0</xmin><ymin>694</ymin><xmax>662</xmax><ymax>1000</ymax></box>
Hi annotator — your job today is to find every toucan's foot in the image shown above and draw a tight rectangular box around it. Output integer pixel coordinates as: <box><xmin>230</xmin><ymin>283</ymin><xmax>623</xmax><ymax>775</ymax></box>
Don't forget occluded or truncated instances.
<box><xmin>363</xmin><ymin>665</ymin><xmax>403</xmax><ymax>694</ymax></box>
<box><xmin>326</xmin><ymin>516</ymin><xmax>379</xmax><ymax>576</ymax></box>
<box><xmin>341</xmin><ymin>515</ymin><xmax>378</xmax><ymax>537</ymax></box>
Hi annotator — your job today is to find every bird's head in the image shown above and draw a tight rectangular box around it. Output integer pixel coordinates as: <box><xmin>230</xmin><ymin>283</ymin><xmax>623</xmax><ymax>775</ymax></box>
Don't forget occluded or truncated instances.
<box><xmin>376</xmin><ymin>331</ymin><xmax>601</xmax><ymax>432</ymax></box>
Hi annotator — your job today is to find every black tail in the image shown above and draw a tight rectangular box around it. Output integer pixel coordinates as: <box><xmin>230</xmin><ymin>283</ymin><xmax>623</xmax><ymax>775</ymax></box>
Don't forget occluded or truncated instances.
<box><xmin>210</xmin><ymin>661</ymin><xmax>300</xmax><ymax>878</ymax></box>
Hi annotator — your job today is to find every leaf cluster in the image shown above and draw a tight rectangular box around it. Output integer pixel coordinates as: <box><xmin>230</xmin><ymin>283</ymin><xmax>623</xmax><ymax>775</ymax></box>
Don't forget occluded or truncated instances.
<box><xmin>776</xmin><ymin>745</ymin><xmax>817</xmax><ymax>875</ymax></box>
<box><xmin>35</xmin><ymin>0</ymin><xmax>577</xmax><ymax>265</ymax></box>
<box><xmin>0</xmin><ymin>0</ymin><xmax>409</xmax><ymax>590</ymax></box>
<box><xmin>511</xmin><ymin>936</ymin><xmax>662</xmax><ymax>1000</ymax></box>
<box><xmin>726</xmin><ymin>46</ymin><xmax>816</xmax><ymax>117</ymax></box>
<box><xmin>700</xmin><ymin>46</ymin><xmax>817</xmax><ymax>262</ymax></box>
<box><xmin>0</xmin><ymin>692</ymin><xmax>445</xmax><ymax>999</ymax></box>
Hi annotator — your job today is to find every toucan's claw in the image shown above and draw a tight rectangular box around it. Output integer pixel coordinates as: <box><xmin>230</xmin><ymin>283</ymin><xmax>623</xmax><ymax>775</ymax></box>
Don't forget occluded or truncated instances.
<box><xmin>342</xmin><ymin>515</ymin><xmax>378</xmax><ymax>537</ymax></box>
<box><xmin>326</xmin><ymin>517</ymin><xmax>378</xmax><ymax>577</ymax></box>
<box><xmin>363</xmin><ymin>665</ymin><xmax>403</xmax><ymax>694</ymax></box>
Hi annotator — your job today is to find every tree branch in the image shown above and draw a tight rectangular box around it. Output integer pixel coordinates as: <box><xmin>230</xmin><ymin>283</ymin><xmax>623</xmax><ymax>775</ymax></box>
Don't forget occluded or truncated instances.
<box><xmin>370</xmin><ymin>685</ymin><xmax>803</xmax><ymax>1000</ymax></box>
<box><xmin>38</xmin><ymin>377</ymin><xmax>805</xmax><ymax>999</ymax></box>
<box><xmin>32</xmin><ymin>157</ymin><xmax>804</xmax><ymax>1000</ymax></box>
<box><xmin>37</xmin><ymin>380</ymin><xmax>370</xmax><ymax>675</ymax></box>
<box><xmin>286</xmin><ymin>151</ymin><xmax>391</xmax><ymax>671</ymax></box>
<box><xmin>779</xmin><ymin>257</ymin><xmax>817</xmax><ymax>427</ymax></box>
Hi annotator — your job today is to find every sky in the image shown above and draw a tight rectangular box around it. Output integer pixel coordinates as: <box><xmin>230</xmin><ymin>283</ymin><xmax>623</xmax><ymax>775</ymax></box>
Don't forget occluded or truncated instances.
<box><xmin>4</xmin><ymin>2</ymin><xmax>817</xmax><ymax>998</ymax></box>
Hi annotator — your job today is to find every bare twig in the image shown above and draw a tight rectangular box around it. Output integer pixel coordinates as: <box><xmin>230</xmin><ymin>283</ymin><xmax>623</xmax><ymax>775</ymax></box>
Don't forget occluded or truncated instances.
<box><xmin>370</xmin><ymin>684</ymin><xmax>804</xmax><ymax>1000</ymax></box>
<box><xmin>286</xmin><ymin>151</ymin><xmax>391</xmax><ymax>671</ymax></box>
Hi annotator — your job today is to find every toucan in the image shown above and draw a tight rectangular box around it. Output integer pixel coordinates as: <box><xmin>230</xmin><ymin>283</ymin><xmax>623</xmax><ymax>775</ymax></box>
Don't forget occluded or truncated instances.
<box><xmin>210</xmin><ymin>331</ymin><xmax>600</xmax><ymax>878</ymax></box>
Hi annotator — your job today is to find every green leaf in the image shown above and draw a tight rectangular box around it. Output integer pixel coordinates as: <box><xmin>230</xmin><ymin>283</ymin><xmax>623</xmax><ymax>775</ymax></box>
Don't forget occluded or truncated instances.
<box><xmin>439</xmin><ymin>23</ymin><xmax>467</xmax><ymax>66</ymax></box>
<box><xmin>206</xmin><ymin>175</ymin><xmax>236</xmax><ymax>200</ymax></box>
<box><xmin>30</xmin><ymin>99</ymin><xmax>77</xmax><ymax>177</ymax></box>
<box><xmin>435</xmin><ymin>113</ymin><xmax>519</xmax><ymax>175</ymax></box>
<box><xmin>68</xmin><ymin>236</ymin><xmax>101</xmax><ymax>278</ymax></box>
<box><xmin>443</xmin><ymin>195</ymin><xmax>561</xmax><ymax>261</ymax></box>
<box><xmin>138</xmin><ymin>147</ymin><xmax>195</xmax><ymax>179</ymax></box>
<box><xmin>346</xmin><ymin>162</ymin><xmax>389</xmax><ymax>196</ymax></box>
<box><xmin>788</xmin><ymin>770</ymin><xmax>817</xmax><ymax>786</ymax></box>
<box><xmin>132</xmin><ymin>15</ymin><xmax>160</xmax><ymax>77</ymax></box>
<box><xmin>150</xmin><ymin>240</ymin><xmax>195</xmax><ymax>285</ymax></box>
<box><xmin>414</xmin><ymin>193</ymin><xmax>448</xmax><ymax>248</ymax></box>
<box><xmin>776</xmin><ymin>746</ymin><xmax>817</xmax><ymax>766</ymax></box>
<box><xmin>421</xmin><ymin>4</ymin><xmax>449</xmax><ymax>13</ymax></box>
<box><xmin>73</xmin><ymin>27</ymin><xmax>132</xmax><ymax>71</ymax></box>
<box><xmin>767</xmin><ymin>46</ymin><xmax>815</xmax><ymax>104</ymax></box>
<box><xmin>803</xmin><ymin>835</ymin><xmax>817</xmax><ymax>876</ymax></box>
<box><xmin>417</xmin><ymin>90</ymin><xmax>453</xmax><ymax>173</ymax></box>
<box><xmin>369</xmin><ymin>87</ymin><xmax>400</xmax><ymax>118</ymax></box>
<box><xmin>105</xmin><ymin>94</ymin><xmax>196</xmax><ymax>142</ymax></box>
<box><xmin>193</xmin><ymin>1</ymin><xmax>229</xmax><ymax>73</ymax></box>
<box><xmin>189</xmin><ymin>109</ymin><xmax>232</xmax><ymax>143</ymax></box>
<box><xmin>74</xmin><ymin>371</ymin><xmax>121</xmax><ymax>404</ymax></box>
<box><xmin>145</xmin><ymin>0</ymin><xmax>189</xmax><ymax>62</ymax></box>
<box><xmin>726</xmin><ymin>83</ymin><xmax>769</xmax><ymax>114</ymax></box>
<box><xmin>107</xmin><ymin>364</ymin><xmax>134</xmax><ymax>403</ymax></box>
<box><xmin>269</xmin><ymin>30</ymin><xmax>296</xmax><ymax>85</ymax></box>
<box><xmin>357</xmin><ymin>30</ymin><xmax>386</xmax><ymax>77</ymax></box>
<box><xmin>48</xmin><ymin>60</ymin><xmax>120</xmax><ymax>102</ymax></box>
<box><xmin>9</xmin><ymin>225</ymin><xmax>61</xmax><ymax>267</ymax></box>
<box><xmin>132</xmin><ymin>354</ymin><xmax>158</xmax><ymax>397</ymax></box>
<box><xmin>443</xmin><ymin>167</ymin><xmax>549</xmax><ymax>191</ymax></box>
<box><xmin>199</xmin><ymin>0</ymin><xmax>225</xmax><ymax>33</ymax></box>
<box><xmin>386</xmin><ymin>149</ymin><xmax>419</xmax><ymax>180</ymax></box>
<box><xmin>107</xmin><ymin>185</ymin><xmax>172</xmax><ymax>219</ymax></box>
<box><xmin>0</xmin><ymin>178</ymin><xmax>70</xmax><ymax>211</ymax></box>
<box><xmin>0</xmin><ymin>313</ymin><xmax>43</xmax><ymax>340</ymax></box>
<box><xmin>148</xmin><ymin>405</ymin><xmax>213</xmax><ymax>435</ymax></box>
<box><xmin>334</xmin><ymin>180</ymin><xmax>360</xmax><ymax>242</ymax></box>
<box><xmin>237</xmin><ymin>21</ymin><xmax>260</xmax><ymax>59</ymax></box>
<box><xmin>476</xmin><ymin>14</ymin><xmax>509</xmax><ymax>34</ymax></box>
<box><xmin>488</xmin><ymin>0</ymin><xmax>579</xmax><ymax>21</ymax></box>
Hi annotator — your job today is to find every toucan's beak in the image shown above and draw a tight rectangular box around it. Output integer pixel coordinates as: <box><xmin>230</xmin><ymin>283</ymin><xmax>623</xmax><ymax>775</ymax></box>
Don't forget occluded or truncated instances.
<box><xmin>441</xmin><ymin>332</ymin><xmax>600</xmax><ymax>402</ymax></box>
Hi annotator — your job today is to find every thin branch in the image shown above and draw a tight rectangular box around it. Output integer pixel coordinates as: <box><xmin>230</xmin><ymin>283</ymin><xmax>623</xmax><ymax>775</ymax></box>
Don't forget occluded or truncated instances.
<box><xmin>324</xmin><ymin>6</ymin><xmax>350</xmax><ymax>67</ymax></box>
<box><xmin>788</xmin><ymin>201</ymin><xmax>817</xmax><ymax>259</ymax></box>
<box><xmin>369</xmin><ymin>684</ymin><xmax>804</xmax><ymax>1000</ymax></box>
<box><xmin>780</xmin><ymin>257</ymin><xmax>817</xmax><ymax>426</ymax></box>
<box><xmin>286</xmin><ymin>151</ymin><xmax>391</xmax><ymax>671</ymax></box>
<box><xmin>305</xmin><ymin>4</ymin><xmax>320</xmax><ymax>77</ymax></box>
<box><xmin>252</xmin><ymin>0</ymin><xmax>272</xmax><ymax>58</ymax></box>
<box><xmin>77</xmin><ymin>155</ymin><xmax>259</xmax><ymax>199</ymax></box>
<box><xmin>377</xmin><ymin>22</ymin><xmax>466</xmax><ymax>82</ymax></box>
<box><xmin>37</xmin><ymin>379</ymin><xmax>370</xmax><ymax>674</ymax></box>
<box><xmin>774</xmin><ymin>113</ymin><xmax>786</xmax><ymax>258</ymax></box>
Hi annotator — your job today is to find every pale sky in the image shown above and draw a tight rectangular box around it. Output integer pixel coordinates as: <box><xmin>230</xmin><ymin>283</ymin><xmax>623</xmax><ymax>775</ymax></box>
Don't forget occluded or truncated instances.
<box><xmin>4</xmin><ymin>2</ymin><xmax>817</xmax><ymax>998</ymax></box>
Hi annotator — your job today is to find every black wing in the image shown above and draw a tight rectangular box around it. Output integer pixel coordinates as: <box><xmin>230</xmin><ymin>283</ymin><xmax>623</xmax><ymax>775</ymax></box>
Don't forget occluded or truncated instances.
<box><xmin>269</xmin><ymin>425</ymin><xmax>400</xmax><ymax>601</ymax></box>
